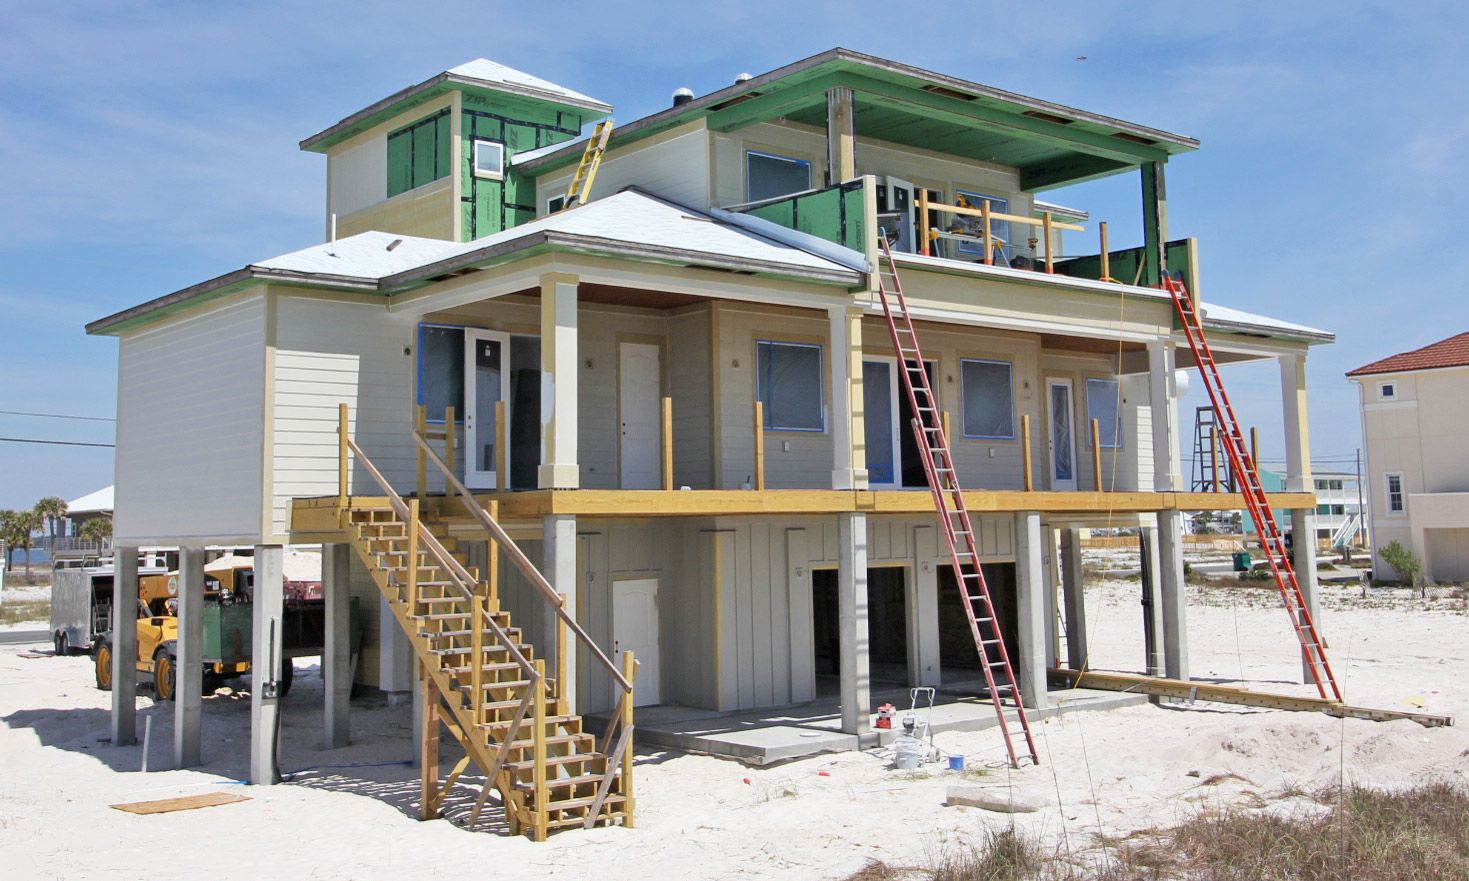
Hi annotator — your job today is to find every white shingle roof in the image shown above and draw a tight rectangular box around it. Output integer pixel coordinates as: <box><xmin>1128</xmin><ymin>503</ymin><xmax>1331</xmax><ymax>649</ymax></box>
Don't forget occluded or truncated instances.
<box><xmin>1199</xmin><ymin>302</ymin><xmax>1333</xmax><ymax>342</ymax></box>
<box><xmin>255</xmin><ymin>231</ymin><xmax>464</xmax><ymax>280</ymax></box>
<box><xmin>448</xmin><ymin>59</ymin><xmax>610</xmax><ymax>112</ymax></box>
<box><xmin>67</xmin><ymin>485</ymin><xmax>114</xmax><ymax>515</ymax></box>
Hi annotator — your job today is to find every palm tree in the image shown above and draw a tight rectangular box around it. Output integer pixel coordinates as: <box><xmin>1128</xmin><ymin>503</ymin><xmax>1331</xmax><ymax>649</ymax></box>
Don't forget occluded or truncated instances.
<box><xmin>78</xmin><ymin>517</ymin><xmax>112</xmax><ymax>545</ymax></box>
<box><xmin>11</xmin><ymin>509</ymin><xmax>40</xmax><ymax>577</ymax></box>
<box><xmin>0</xmin><ymin>510</ymin><xmax>16</xmax><ymax>570</ymax></box>
<box><xmin>34</xmin><ymin>496</ymin><xmax>68</xmax><ymax>557</ymax></box>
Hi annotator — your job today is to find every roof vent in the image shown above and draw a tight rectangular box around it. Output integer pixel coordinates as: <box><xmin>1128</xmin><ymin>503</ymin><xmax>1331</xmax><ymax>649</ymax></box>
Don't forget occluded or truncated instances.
<box><xmin>734</xmin><ymin>72</ymin><xmax>753</xmax><ymax>84</ymax></box>
<box><xmin>672</xmin><ymin>87</ymin><xmax>695</xmax><ymax>108</ymax></box>
<box><xmin>1022</xmin><ymin>110</ymin><xmax>1074</xmax><ymax>125</ymax></box>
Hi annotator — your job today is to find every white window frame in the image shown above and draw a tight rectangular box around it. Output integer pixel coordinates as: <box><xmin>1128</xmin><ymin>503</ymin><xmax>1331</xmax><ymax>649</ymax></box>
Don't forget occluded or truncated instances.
<box><xmin>1385</xmin><ymin>472</ymin><xmax>1405</xmax><ymax>513</ymax></box>
<box><xmin>1084</xmin><ymin>377</ymin><xmax>1124</xmax><ymax>449</ymax></box>
<box><xmin>959</xmin><ymin>358</ymin><xmax>1016</xmax><ymax>440</ymax></box>
<box><xmin>545</xmin><ymin>194</ymin><xmax>566</xmax><ymax>215</ymax></box>
<box><xmin>1378</xmin><ymin>381</ymin><xmax>1396</xmax><ymax>400</ymax></box>
<box><xmin>473</xmin><ymin>140</ymin><xmax>505</xmax><ymax>180</ymax></box>
<box><xmin>755</xmin><ymin>340</ymin><xmax>825</xmax><ymax>433</ymax></box>
<box><xmin>745</xmin><ymin>150</ymin><xmax>812</xmax><ymax>204</ymax></box>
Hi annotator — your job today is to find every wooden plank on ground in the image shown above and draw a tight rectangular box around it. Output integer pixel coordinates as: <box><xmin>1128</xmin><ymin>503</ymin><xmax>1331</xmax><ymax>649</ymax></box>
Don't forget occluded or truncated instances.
<box><xmin>111</xmin><ymin>792</ymin><xmax>250</xmax><ymax>815</ymax></box>
<box><xmin>1051</xmin><ymin>668</ymin><xmax>1453</xmax><ymax>728</ymax></box>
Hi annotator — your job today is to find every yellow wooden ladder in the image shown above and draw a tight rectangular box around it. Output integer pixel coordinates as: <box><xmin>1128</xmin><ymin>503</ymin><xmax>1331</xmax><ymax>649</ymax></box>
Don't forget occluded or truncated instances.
<box><xmin>561</xmin><ymin>119</ymin><xmax>613</xmax><ymax>210</ymax></box>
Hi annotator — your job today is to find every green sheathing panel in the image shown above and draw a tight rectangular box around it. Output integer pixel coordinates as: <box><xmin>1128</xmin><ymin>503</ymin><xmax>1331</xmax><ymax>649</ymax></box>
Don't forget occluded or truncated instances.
<box><xmin>386</xmin><ymin>109</ymin><xmax>451</xmax><ymax>198</ymax></box>
<box><xmin>460</xmin><ymin>91</ymin><xmax>584</xmax><ymax>241</ymax></box>
<box><xmin>743</xmin><ymin>180</ymin><xmax>866</xmax><ymax>252</ymax></box>
<box><xmin>1054</xmin><ymin>237</ymin><xmax>1197</xmax><ymax>292</ymax></box>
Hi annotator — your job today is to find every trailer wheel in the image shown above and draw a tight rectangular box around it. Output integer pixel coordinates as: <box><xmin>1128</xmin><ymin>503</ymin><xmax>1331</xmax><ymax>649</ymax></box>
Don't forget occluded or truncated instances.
<box><xmin>54</xmin><ymin>632</ymin><xmax>69</xmax><ymax>657</ymax></box>
<box><xmin>153</xmin><ymin>649</ymin><xmax>177</xmax><ymax>702</ymax></box>
<box><xmin>94</xmin><ymin>641</ymin><xmax>113</xmax><ymax>691</ymax></box>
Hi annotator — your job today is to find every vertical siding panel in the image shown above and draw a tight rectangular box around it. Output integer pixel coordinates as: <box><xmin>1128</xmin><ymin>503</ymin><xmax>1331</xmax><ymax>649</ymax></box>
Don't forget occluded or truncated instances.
<box><xmin>786</xmin><ymin>528</ymin><xmax>815</xmax><ymax>702</ymax></box>
<box><xmin>735</xmin><ymin>525</ymin><xmax>756</xmax><ymax>709</ymax></box>
<box><xmin>750</xmin><ymin>522</ymin><xmax>774</xmax><ymax>707</ymax></box>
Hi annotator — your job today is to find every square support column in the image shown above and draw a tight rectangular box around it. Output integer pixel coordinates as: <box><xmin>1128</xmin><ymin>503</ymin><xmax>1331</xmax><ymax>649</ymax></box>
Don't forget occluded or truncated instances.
<box><xmin>1147</xmin><ymin>339</ymin><xmax>1183</xmax><ymax>491</ymax></box>
<box><xmin>378</xmin><ymin>595</ymin><xmax>414</xmax><ymax>700</ymax></box>
<box><xmin>250</xmin><ymin>544</ymin><xmax>284</xmax><ymax>785</ymax></box>
<box><xmin>1157</xmin><ymin>510</ymin><xmax>1189</xmax><ymax>682</ymax></box>
<box><xmin>837</xmin><ymin>512</ymin><xmax>870</xmax><ymax>736</ymax></box>
<box><xmin>1014</xmin><ymin>512</ymin><xmax>1048</xmax><ymax>710</ymax></box>
<box><xmin>909</xmin><ymin>525</ymin><xmax>941</xmax><ymax>688</ymax></box>
<box><xmin>1059</xmin><ymin>528</ymin><xmax>1087</xmax><ymax>671</ymax></box>
<box><xmin>174</xmin><ymin>546</ymin><xmax>206</xmax><ymax>768</ymax></box>
<box><xmin>1280</xmin><ymin>353</ymin><xmax>1312</xmax><ymax>492</ymax></box>
<box><xmin>542</xmin><ymin>514</ymin><xmax>578</xmax><ymax>712</ymax></box>
<box><xmin>539</xmin><ymin>272</ymin><xmax>580</xmax><ymax>489</ymax></box>
<box><xmin>1139</xmin><ymin>524</ymin><xmax>1164</xmax><ymax>676</ymax></box>
<box><xmin>828</xmin><ymin>305</ymin><xmax>867</xmax><ymax>490</ymax></box>
<box><xmin>323</xmin><ymin>542</ymin><xmax>352</xmax><ymax>749</ymax></box>
<box><xmin>826</xmin><ymin>86</ymin><xmax>856</xmax><ymax>184</ymax></box>
<box><xmin>1290</xmin><ymin>508</ymin><xmax>1321</xmax><ymax>682</ymax></box>
<box><xmin>110</xmin><ymin>547</ymin><xmax>139</xmax><ymax>746</ymax></box>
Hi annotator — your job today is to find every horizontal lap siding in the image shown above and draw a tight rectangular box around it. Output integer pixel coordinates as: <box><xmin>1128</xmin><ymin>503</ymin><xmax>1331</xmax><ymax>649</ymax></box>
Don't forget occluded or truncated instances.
<box><xmin>273</xmin><ymin>296</ymin><xmax>414</xmax><ymax>535</ymax></box>
<box><xmin>114</xmin><ymin>294</ymin><xmax>266</xmax><ymax>543</ymax></box>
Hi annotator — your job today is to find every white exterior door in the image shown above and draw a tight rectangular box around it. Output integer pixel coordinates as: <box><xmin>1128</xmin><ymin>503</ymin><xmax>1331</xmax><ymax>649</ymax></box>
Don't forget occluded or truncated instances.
<box><xmin>464</xmin><ymin>329</ymin><xmax>510</xmax><ymax>489</ymax></box>
<box><xmin>863</xmin><ymin>357</ymin><xmax>900</xmax><ymax>488</ymax></box>
<box><xmin>618</xmin><ymin>342</ymin><xmax>661</xmax><ymax>489</ymax></box>
<box><xmin>1047</xmin><ymin>378</ymin><xmax>1078</xmax><ymax>492</ymax></box>
<box><xmin>612</xmin><ymin>578</ymin><xmax>660</xmax><ymax>707</ymax></box>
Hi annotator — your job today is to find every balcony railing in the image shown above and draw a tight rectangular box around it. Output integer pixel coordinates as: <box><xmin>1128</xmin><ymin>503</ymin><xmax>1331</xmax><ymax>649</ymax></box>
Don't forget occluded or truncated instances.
<box><xmin>731</xmin><ymin>179</ymin><xmax>867</xmax><ymax>253</ymax></box>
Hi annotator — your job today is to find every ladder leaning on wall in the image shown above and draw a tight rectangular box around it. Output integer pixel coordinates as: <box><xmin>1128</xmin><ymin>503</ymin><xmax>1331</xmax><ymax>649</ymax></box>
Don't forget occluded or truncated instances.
<box><xmin>1162</xmin><ymin>275</ymin><xmax>1342</xmax><ymax>702</ymax></box>
<box><xmin>561</xmin><ymin>119</ymin><xmax>613</xmax><ymax>210</ymax></box>
<box><xmin>874</xmin><ymin>238</ymin><xmax>1040</xmax><ymax>769</ymax></box>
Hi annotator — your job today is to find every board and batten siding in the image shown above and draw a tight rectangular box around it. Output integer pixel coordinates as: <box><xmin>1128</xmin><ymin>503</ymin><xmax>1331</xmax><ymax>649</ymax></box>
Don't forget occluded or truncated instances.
<box><xmin>668</xmin><ymin>306</ymin><xmax>713</xmax><ymax>488</ymax></box>
<box><xmin>114</xmin><ymin>293</ymin><xmax>266</xmax><ymax>544</ymax></box>
<box><xmin>271</xmin><ymin>294</ymin><xmax>416</xmax><ymax>536</ymax></box>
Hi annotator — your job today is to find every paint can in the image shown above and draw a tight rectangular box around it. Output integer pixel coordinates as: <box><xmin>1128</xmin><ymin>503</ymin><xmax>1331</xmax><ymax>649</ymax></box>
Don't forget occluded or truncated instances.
<box><xmin>892</xmin><ymin>734</ymin><xmax>922</xmax><ymax>770</ymax></box>
<box><xmin>948</xmin><ymin>754</ymin><xmax>965</xmax><ymax>771</ymax></box>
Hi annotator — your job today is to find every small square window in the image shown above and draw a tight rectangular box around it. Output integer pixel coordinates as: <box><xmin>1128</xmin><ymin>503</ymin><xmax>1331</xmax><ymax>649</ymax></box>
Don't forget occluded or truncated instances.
<box><xmin>1379</xmin><ymin>382</ymin><xmax>1396</xmax><ymax>400</ymax></box>
<box><xmin>960</xmin><ymin>359</ymin><xmax>1015</xmax><ymax>439</ymax></box>
<box><xmin>746</xmin><ymin>151</ymin><xmax>811</xmax><ymax>203</ymax></box>
<box><xmin>756</xmin><ymin>340</ymin><xmax>824</xmax><ymax>432</ymax></box>
<box><xmin>473</xmin><ymin>140</ymin><xmax>505</xmax><ymax>179</ymax></box>
<box><xmin>547</xmin><ymin>195</ymin><xmax>566</xmax><ymax>214</ymax></box>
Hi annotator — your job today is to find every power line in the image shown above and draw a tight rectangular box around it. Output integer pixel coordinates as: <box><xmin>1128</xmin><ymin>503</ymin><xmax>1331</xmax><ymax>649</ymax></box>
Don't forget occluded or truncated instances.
<box><xmin>0</xmin><ymin>437</ymin><xmax>114</xmax><ymax>448</ymax></box>
<box><xmin>0</xmin><ymin>409</ymin><xmax>114</xmax><ymax>422</ymax></box>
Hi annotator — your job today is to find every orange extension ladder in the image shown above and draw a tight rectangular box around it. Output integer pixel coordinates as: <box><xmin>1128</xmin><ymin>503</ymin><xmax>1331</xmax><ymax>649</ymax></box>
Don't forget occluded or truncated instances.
<box><xmin>874</xmin><ymin>238</ymin><xmax>1040</xmax><ymax>768</ymax></box>
<box><xmin>1162</xmin><ymin>275</ymin><xmax>1343</xmax><ymax>702</ymax></box>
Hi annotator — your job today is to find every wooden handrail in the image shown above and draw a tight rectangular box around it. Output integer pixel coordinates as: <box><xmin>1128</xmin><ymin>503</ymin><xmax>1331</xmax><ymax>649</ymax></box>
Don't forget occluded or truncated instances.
<box><xmin>342</xmin><ymin>433</ymin><xmax>537</xmax><ymax>679</ymax></box>
<box><xmin>922</xmin><ymin>199</ymin><xmax>1086</xmax><ymax>232</ymax></box>
<box><xmin>412</xmin><ymin>431</ymin><xmax>634</xmax><ymax>694</ymax></box>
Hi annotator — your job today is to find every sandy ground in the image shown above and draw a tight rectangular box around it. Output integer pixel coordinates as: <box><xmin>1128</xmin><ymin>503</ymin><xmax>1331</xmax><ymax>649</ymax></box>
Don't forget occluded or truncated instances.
<box><xmin>2</xmin><ymin>555</ymin><xmax>1467</xmax><ymax>880</ymax></box>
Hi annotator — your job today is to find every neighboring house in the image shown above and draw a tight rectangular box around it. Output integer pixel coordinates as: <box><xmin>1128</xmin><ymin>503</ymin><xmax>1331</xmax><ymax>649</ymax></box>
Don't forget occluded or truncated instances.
<box><xmin>50</xmin><ymin>485</ymin><xmax>115</xmax><ymax>566</ymax></box>
<box><xmin>87</xmin><ymin>50</ymin><xmax>1331</xmax><ymax>796</ymax></box>
<box><xmin>1348</xmin><ymin>332</ymin><xmax>1469</xmax><ymax>581</ymax></box>
<box><xmin>1243</xmin><ymin>468</ymin><xmax>1365</xmax><ymax>549</ymax></box>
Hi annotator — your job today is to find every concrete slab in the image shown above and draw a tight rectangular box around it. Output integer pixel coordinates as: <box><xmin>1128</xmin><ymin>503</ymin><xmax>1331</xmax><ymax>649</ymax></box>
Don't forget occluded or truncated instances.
<box><xmin>592</xmin><ymin>685</ymin><xmax>1145</xmax><ymax>765</ymax></box>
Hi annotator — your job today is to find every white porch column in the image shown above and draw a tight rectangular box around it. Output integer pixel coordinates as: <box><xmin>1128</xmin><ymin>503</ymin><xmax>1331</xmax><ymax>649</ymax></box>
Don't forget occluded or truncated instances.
<box><xmin>837</xmin><ymin>512</ymin><xmax>870</xmax><ymax>735</ymax></box>
<box><xmin>250</xmin><ymin>544</ymin><xmax>284</xmax><ymax>785</ymax></box>
<box><xmin>1014</xmin><ymin>512</ymin><xmax>1048</xmax><ymax>710</ymax></box>
<box><xmin>539</xmin><ymin>272</ymin><xmax>580</xmax><ymax>489</ymax></box>
<box><xmin>1059</xmin><ymin>528</ymin><xmax>1087</xmax><ymax>671</ymax></box>
<box><xmin>1147</xmin><ymin>339</ymin><xmax>1182</xmax><ymax>491</ymax></box>
<box><xmin>1280</xmin><ymin>353</ymin><xmax>1312</xmax><ymax>492</ymax></box>
<box><xmin>174</xmin><ymin>546</ymin><xmax>206</xmax><ymax>768</ymax></box>
<box><xmin>323</xmin><ymin>542</ymin><xmax>352</xmax><ymax>749</ymax></box>
<box><xmin>542</xmin><ymin>514</ymin><xmax>579</xmax><ymax>712</ymax></box>
<box><xmin>829</xmin><ymin>305</ymin><xmax>867</xmax><ymax>490</ymax></box>
<box><xmin>909</xmin><ymin>525</ymin><xmax>942</xmax><ymax>688</ymax></box>
<box><xmin>1291</xmin><ymin>508</ymin><xmax>1322</xmax><ymax>681</ymax></box>
<box><xmin>1157</xmin><ymin>510</ymin><xmax>1189</xmax><ymax>681</ymax></box>
<box><xmin>110</xmin><ymin>547</ymin><xmax>139</xmax><ymax>746</ymax></box>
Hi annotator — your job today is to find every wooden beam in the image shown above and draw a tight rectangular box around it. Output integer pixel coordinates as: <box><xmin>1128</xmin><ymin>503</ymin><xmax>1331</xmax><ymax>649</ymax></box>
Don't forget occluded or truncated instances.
<box><xmin>443</xmin><ymin>405</ymin><xmax>456</xmax><ymax>478</ymax></box>
<box><xmin>419</xmin><ymin>662</ymin><xmax>440</xmax><ymax>820</ymax></box>
<box><xmin>826</xmin><ymin>86</ymin><xmax>856</xmax><ymax>184</ymax></box>
<box><xmin>1090</xmin><ymin>417</ymin><xmax>1103</xmax><ymax>491</ymax></box>
<box><xmin>1141</xmin><ymin>161</ymin><xmax>1168</xmax><ymax>288</ymax></box>
<box><xmin>753</xmin><ymin>400</ymin><xmax>766</xmax><ymax>491</ymax></box>
<box><xmin>337</xmin><ymin>403</ymin><xmax>349</xmax><ymax>512</ymax></box>
<box><xmin>1021</xmin><ymin>414</ymin><xmax>1034</xmax><ymax>492</ymax></box>
<box><xmin>661</xmin><ymin>396</ymin><xmax>673</xmax><ymax>491</ymax></box>
<box><xmin>415</xmin><ymin>405</ymin><xmax>428</xmax><ymax>498</ymax></box>
<box><xmin>494</xmin><ymin>400</ymin><xmax>507</xmax><ymax>491</ymax></box>
<box><xmin>1052</xmin><ymin>668</ymin><xmax>1453</xmax><ymax>728</ymax></box>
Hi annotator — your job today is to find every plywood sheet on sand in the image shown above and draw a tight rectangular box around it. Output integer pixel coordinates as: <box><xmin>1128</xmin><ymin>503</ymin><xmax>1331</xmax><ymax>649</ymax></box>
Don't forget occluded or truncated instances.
<box><xmin>111</xmin><ymin>792</ymin><xmax>250</xmax><ymax>815</ymax></box>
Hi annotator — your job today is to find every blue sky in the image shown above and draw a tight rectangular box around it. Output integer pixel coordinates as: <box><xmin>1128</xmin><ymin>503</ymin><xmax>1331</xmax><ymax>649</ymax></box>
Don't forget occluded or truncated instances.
<box><xmin>2</xmin><ymin>2</ymin><xmax>1465</xmax><ymax>508</ymax></box>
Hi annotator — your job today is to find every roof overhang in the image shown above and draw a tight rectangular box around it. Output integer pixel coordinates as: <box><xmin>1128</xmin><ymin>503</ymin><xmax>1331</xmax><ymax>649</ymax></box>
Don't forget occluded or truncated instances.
<box><xmin>517</xmin><ymin>48</ymin><xmax>1197</xmax><ymax>190</ymax></box>
<box><xmin>300</xmin><ymin>69</ymin><xmax>612</xmax><ymax>154</ymax></box>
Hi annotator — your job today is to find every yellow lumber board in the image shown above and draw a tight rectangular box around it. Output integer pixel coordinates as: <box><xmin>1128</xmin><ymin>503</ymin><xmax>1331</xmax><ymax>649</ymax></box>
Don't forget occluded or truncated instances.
<box><xmin>112</xmin><ymin>792</ymin><xmax>251</xmax><ymax>815</ymax></box>
<box><xmin>1052</xmin><ymin>668</ymin><xmax>1452</xmax><ymax>728</ymax></box>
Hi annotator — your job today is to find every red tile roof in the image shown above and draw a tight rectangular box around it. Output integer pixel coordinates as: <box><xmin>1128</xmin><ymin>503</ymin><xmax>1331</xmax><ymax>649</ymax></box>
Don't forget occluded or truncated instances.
<box><xmin>1347</xmin><ymin>331</ymin><xmax>1469</xmax><ymax>377</ymax></box>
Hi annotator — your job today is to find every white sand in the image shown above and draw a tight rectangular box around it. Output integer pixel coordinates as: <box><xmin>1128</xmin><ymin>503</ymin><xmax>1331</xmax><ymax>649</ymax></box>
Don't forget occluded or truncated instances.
<box><xmin>2</xmin><ymin>559</ymin><xmax>1466</xmax><ymax>880</ymax></box>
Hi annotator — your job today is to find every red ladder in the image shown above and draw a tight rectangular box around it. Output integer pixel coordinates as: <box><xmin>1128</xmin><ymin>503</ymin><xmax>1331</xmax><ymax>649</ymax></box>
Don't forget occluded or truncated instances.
<box><xmin>1162</xmin><ymin>276</ymin><xmax>1342</xmax><ymax>701</ymax></box>
<box><xmin>874</xmin><ymin>239</ymin><xmax>1040</xmax><ymax>768</ymax></box>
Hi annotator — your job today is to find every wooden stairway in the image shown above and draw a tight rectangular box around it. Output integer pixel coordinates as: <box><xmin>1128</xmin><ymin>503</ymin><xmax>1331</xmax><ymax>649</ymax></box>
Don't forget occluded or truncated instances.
<box><xmin>335</xmin><ymin>406</ymin><xmax>638</xmax><ymax>840</ymax></box>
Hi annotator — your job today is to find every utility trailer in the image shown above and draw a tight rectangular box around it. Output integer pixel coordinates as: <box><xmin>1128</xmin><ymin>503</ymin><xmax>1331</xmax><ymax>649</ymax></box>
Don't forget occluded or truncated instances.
<box><xmin>50</xmin><ymin>564</ymin><xmax>168</xmax><ymax>656</ymax></box>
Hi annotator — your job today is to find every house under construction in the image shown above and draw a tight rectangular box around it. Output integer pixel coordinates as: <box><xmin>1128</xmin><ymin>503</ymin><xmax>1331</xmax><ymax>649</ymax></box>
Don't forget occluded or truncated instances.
<box><xmin>87</xmin><ymin>49</ymin><xmax>1335</xmax><ymax>838</ymax></box>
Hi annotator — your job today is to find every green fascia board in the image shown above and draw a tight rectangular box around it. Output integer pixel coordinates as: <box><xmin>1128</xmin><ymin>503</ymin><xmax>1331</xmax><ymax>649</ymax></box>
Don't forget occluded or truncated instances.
<box><xmin>517</xmin><ymin>47</ymin><xmax>1196</xmax><ymax>177</ymax></box>
<box><xmin>302</xmin><ymin>75</ymin><xmax>608</xmax><ymax>154</ymax></box>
